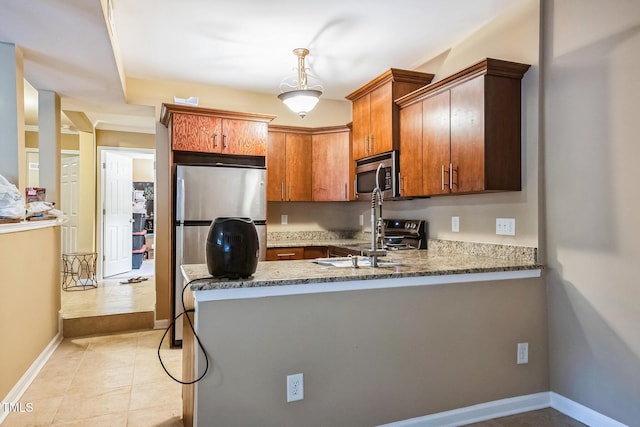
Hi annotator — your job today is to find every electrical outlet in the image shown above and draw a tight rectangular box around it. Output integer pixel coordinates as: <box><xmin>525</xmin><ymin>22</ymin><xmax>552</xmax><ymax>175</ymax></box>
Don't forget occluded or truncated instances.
<box><xmin>451</xmin><ymin>216</ymin><xmax>460</xmax><ymax>233</ymax></box>
<box><xmin>281</xmin><ymin>214</ymin><xmax>288</xmax><ymax>225</ymax></box>
<box><xmin>517</xmin><ymin>343</ymin><xmax>529</xmax><ymax>364</ymax></box>
<box><xmin>287</xmin><ymin>373</ymin><xmax>304</xmax><ymax>402</ymax></box>
<box><xmin>359</xmin><ymin>214</ymin><xmax>364</xmax><ymax>226</ymax></box>
<box><xmin>496</xmin><ymin>218</ymin><xmax>515</xmax><ymax>236</ymax></box>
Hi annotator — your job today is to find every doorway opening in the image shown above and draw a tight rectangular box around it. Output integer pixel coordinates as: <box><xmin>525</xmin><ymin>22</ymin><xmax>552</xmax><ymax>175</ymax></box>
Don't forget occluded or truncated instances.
<box><xmin>61</xmin><ymin>147</ymin><xmax>156</xmax><ymax>337</ymax></box>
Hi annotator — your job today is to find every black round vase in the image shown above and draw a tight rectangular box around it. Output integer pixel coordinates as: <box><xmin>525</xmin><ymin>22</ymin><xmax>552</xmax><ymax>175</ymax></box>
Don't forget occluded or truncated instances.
<box><xmin>205</xmin><ymin>217</ymin><xmax>259</xmax><ymax>279</ymax></box>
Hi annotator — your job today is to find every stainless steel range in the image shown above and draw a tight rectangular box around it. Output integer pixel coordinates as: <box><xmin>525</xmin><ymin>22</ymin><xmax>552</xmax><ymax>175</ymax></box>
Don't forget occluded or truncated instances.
<box><xmin>327</xmin><ymin>219</ymin><xmax>427</xmax><ymax>257</ymax></box>
<box><xmin>382</xmin><ymin>219</ymin><xmax>428</xmax><ymax>250</ymax></box>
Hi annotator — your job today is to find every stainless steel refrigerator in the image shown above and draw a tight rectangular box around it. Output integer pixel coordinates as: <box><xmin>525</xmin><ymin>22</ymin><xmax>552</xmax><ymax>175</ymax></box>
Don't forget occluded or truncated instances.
<box><xmin>173</xmin><ymin>163</ymin><xmax>266</xmax><ymax>344</ymax></box>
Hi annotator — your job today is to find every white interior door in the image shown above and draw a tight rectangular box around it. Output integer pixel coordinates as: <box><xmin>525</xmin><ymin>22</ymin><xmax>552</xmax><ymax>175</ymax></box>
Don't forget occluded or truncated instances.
<box><xmin>61</xmin><ymin>155</ymin><xmax>80</xmax><ymax>254</ymax></box>
<box><xmin>103</xmin><ymin>151</ymin><xmax>133</xmax><ymax>277</ymax></box>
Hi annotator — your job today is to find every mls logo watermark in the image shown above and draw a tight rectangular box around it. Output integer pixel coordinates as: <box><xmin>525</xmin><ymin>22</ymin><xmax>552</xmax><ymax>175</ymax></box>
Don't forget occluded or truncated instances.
<box><xmin>1</xmin><ymin>401</ymin><xmax>34</xmax><ymax>413</ymax></box>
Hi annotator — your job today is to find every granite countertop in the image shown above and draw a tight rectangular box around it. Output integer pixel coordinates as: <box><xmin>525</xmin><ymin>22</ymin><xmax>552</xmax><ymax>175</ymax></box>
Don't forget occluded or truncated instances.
<box><xmin>182</xmin><ymin>249</ymin><xmax>542</xmax><ymax>292</ymax></box>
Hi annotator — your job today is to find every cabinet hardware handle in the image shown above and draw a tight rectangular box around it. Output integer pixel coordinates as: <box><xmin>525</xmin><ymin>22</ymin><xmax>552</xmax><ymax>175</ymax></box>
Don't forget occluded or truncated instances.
<box><xmin>223</xmin><ymin>134</ymin><xmax>228</xmax><ymax>149</ymax></box>
<box><xmin>344</xmin><ymin>183</ymin><xmax>348</xmax><ymax>200</ymax></box>
<box><xmin>369</xmin><ymin>135</ymin><xmax>373</xmax><ymax>153</ymax></box>
<box><xmin>441</xmin><ymin>165</ymin><xmax>445</xmax><ymax>191</ymax></box>
<box><xmin>449</xmin><ymin>163</ymin><xmax>453</xmax><ymax>191</ymax></box>
<box><xmin>281</xmin><ymin>182</ymin><xmax>285</xmax><ymax>201</ymax></box>
<box><xmin>277</xmin><ymin>253</ymin><xmax>296</xmax><ymax>257</ymax></box>
<box><xmin>288</xmin><ymin>183</ymin><xmax>292</xmax><ymax>201</ymax></box>
<box><xmin>213</xmin><ymin>133</ymin><xmax>218</xmax><ymax>148</ymax></box>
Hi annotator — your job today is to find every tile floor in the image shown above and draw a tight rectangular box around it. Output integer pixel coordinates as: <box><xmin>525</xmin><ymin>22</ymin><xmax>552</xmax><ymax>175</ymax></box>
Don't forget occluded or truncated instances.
<box><xmin>61</xmin><ymin>260</ymin><xmax>155</xmax><ymax>320</ymax></box>
<box><xmin>3</xmin><ymin>330</ymin><xmax>183</xmax><ymax>427</ymax></box>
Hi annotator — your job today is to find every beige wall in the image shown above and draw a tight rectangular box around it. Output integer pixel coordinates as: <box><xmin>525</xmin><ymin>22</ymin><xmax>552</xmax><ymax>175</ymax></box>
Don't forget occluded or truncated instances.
<box><xmin>267</xmin><ymin>0</ymin><xmax>540</xmax><ymax>249</ymax></box>
<box><xmin>77</xmin><ymin>131</ymin><xmax>96</xmax><ymax>252</ymax></box>
<box><xmin>543</xmin><ymin>1</ymin><xmax>640</xmax><ymax>424</ymax></box>
<box><xmin>196</xmin><ymin>277</ymin><xmax>548</xmax><ymax>425</ymax></box>
<box><xmin>96</xmin><ymin>129</ymin><xmax>155</xmax><ymax>149</ymax></box>
<box><xmin>133</xmin><ymin>158</ymin><xmax>154</xmax><ymax>182</ymax></box>
<box><xmin>154</xmin><ymin>122</ymin><xmax>171</xmax><ymax>320</ymax></box>
<box><xmin>126</xmin><ymin>76</ymin><xmax>352</xmax><ymax>128</ymax></box>
<box><xmin>0</xmin><ymin>226</ymin><xmax>61</xmax><ymax>400</ymax></box>
<box><xmin>25</xmin><ymin>131</ymin><xmax>80</xmax><ymax>151</ymax></box>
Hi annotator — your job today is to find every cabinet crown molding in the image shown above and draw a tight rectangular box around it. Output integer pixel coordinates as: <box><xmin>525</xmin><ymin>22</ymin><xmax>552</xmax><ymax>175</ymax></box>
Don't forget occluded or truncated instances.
<box><xmin>160</xmin><ymin>103</ymin><xmax>276</xmax><ymax>127</ymax></box>
<box><xmin>345</xmin><ymin>69</ymin><xmax>435</xmax><ymax>101</ymax></box>
<box><xmin>395</xmin><ymin>58</ymin><xmax>530</xmax><ymax>108</ymax></box>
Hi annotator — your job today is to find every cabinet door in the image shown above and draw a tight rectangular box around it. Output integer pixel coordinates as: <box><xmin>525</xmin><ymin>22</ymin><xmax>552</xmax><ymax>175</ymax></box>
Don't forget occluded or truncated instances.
<box><xmin>450</xmin><ymin>76</ymin><xmax>485</xmax><ymax>193</ymax></box>
<box><xmin>351</xmin><ymin>94</ymin><xmax>370</xmax><ymax>160</ymax></box>
<box><xmin>312</xmin><ymin>132</ymin><xmax>350</xmax><ymax>201</ymax></box>
<box><xmin>422</xmin><ymin>91</ymin><xmax>452</xmax><ymax>195</ymax></box>
<box><xmin>221</xmin><ymin>119</ymin><xmax>267</xmax><ymax>156</ymax></box>
<box><xmin>369</xmin><ymin>83</ymin><xmax>393</xmax><ymax>155</ymax></box>
<box><xmin>303</xmin><ymin>246</ymin><xmax>327</xmax><ymax>259</ymax></box>
<box><xmin>285</xmin><ymin>133</ymin><xmax>312</xmax><ymax>201</ymax></box>
<box><xmin>399</xmin><ymin>102</ymin><xmax>423</xmax><ymax>197</ymax></box>
<box><xmin>171</xmin><ymin>113</ymin><xmax>219</xmax><ymax>152</ymax></box>
<box><xmin>267</xmin><ymin>132</ymin><xmax>286</xmax><ymax>201</ymax></box>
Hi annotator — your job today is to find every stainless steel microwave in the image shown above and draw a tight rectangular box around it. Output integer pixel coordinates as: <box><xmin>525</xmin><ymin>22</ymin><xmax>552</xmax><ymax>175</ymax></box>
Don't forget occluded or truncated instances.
<box><xmin>355</xmin><ymin>151</ymin><xmax>399</xmax><ymax>200</ymax></box>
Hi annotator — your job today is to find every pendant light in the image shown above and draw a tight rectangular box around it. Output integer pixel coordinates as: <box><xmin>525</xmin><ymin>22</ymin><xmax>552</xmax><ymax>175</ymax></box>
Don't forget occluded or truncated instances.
<box><xmin>278</xmin><ymin>48</ymin><xmax>323</xmax><ymax>118</ymax></box>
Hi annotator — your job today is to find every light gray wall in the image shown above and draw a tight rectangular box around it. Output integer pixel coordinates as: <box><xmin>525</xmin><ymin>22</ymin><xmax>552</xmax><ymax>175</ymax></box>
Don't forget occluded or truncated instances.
<box><xmin>195</xmin><ymin>278</ymin><xmax>548</xmax><ymax>426</ymax></box>
<box><xmin>543</xmin><ymin>1</ymin><xmax>640</xmax><ymax>425</ymax></box>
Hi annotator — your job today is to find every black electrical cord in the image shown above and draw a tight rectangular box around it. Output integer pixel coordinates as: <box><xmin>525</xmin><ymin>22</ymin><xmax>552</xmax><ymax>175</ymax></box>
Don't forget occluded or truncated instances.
<box><xmin>158</xmin><ymin>276</ymin><xmax>214</xmax><ymax>385</ymax></box>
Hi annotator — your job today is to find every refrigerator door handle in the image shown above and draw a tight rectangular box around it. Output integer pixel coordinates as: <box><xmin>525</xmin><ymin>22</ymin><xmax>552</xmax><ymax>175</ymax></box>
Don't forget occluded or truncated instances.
<box><xmin>178</xmin><ymin>178</ymin><xmax>186</xmax><ymax>222</ymax></box>
<box><xmin>176</xmin><ymin>224</ymin><xmax>184</xmax><ymax>271</ymax></box>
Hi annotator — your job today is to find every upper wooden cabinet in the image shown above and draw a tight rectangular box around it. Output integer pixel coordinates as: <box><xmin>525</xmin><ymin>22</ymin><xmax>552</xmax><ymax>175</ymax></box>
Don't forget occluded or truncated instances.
<box><xmin>397</xmin><ymin>58</ymin><xmax>530</xmax><ymax>197</ymax></box>
<box><xmin>160</xmin><ymin>103</ymin><xmax>275</xmax><ymax>156</ymax></box>
<box><xmin>311</xmin><ymin>127</ymin><xmax>352</xmax><ymax>201</ymax></box>
<box><xmin>268</xmin><ymin>125</ymin><xmax>352</xmax><ymax>202</ymax></box>
<box><xmin>346</xmin><ymin>69</ymin><xmax>434</xmax><ymax>160</ymax></box>
<box><xmin>267</xmin><ymin>128</ymin><xmax>312</xmax><ymax>202</ymax></box>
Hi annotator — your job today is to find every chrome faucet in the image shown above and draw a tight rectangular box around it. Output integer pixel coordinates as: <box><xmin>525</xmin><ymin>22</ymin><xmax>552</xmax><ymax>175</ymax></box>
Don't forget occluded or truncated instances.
<box><xmin>366</xmin><ymin>164</ymin><xmax>387</xmax><ymax>267</ymax></box>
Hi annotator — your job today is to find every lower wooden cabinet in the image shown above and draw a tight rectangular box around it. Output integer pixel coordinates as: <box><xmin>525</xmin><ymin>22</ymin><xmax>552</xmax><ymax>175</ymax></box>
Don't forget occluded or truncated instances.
<box><xmin>266</xmin><ymin>247</ymin><xmax>304</xmax><ymax>261</ymax></box>
<box><xmin>266</xmin><ymin>246</ymin><xmax>327</xmax><ymax>261</ymax></box>
<box><xmin>303</xmin><ymin>246</ymin><xmax>328</xmax><ymax>259</ymax></box>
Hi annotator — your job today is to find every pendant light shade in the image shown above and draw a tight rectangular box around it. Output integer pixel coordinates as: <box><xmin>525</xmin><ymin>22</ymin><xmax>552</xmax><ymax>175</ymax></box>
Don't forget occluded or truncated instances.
<box><xmin>278</xmin><ymin>48</ymin><xmax>323</xmax><ymax>118</ymax></box>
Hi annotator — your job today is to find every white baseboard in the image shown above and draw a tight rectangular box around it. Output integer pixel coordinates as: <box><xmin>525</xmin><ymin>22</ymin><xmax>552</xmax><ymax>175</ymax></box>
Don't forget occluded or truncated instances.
<box><xmin>0</xmin><ymin>320</ymin><xmax>63</xmax><ymax>425</ymax></box>
<box><xmin>154</xmin><ymin>319</ymin><xmax>169</xmax><ymax>330</ymax></box>
<box><xmin>378</xmin><ymin>392</ymin><xmax>549</xmax><ymax>427</ymax></box>
<box><xmin>377</xmin><ymin>392</ymin><xmax>628</xmax><ymax>427</ymax></box>
<box><xmin>550</xmin><ymin>392</ymin><xmax>628</xmax><ymax>427</ymax></box>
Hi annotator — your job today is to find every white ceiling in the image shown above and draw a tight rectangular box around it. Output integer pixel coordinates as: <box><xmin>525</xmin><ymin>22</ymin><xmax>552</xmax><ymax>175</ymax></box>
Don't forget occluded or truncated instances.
<box><xmin>0</xmin><ymin>0</ymin><xmax>527</xmax><ymax>134</ymax></box>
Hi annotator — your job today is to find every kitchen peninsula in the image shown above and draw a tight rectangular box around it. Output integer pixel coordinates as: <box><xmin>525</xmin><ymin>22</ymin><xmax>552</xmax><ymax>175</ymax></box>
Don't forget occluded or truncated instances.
<box><xmin>179</xmin><ymin>244</ymin><xmax>546</xmax><ymax>427</ymax></box>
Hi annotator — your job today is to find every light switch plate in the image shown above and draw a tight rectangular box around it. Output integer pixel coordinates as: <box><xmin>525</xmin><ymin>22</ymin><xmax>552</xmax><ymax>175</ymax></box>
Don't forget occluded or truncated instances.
<box><xmin>451</xmin><ymin>216</ymin><xmax>460</xmax><ymax>233</ymax></box>
<box><xmin>281</xmin><ymin>214</ymin><xmax>288</xmax><ymax>225</ymax></box>
<box><xmin>496</xmin><ymin>218</ymin><xmax>515</xmax><ymax>236</ymax></box>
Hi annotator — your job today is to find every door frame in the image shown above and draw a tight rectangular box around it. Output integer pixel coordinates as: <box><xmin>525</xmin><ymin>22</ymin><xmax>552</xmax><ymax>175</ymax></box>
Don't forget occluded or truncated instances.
<box><xmin>97</xmin><ymin>147</ymin><xmax>155</xmax><ymax>280</ymax></box>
